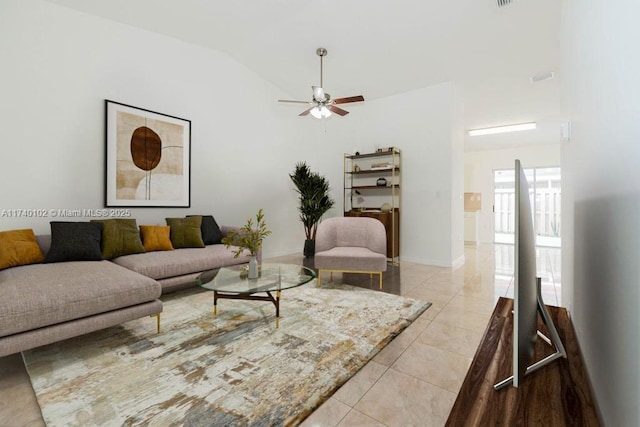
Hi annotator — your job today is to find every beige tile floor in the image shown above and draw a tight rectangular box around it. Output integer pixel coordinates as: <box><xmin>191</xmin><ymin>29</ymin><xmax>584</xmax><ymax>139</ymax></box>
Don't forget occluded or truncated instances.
<box><xmin>0</xmin><ymin>243</ymin><xmax>561</xmax><ymax>427</ymax></box>
<box><xmin>300</xmin><ymin>243</ymin><xmax>561</xmax><ymax>427</ymax></box>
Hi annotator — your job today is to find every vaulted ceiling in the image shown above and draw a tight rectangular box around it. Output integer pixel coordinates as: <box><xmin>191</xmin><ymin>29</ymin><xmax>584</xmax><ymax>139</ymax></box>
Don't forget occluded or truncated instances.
<box><xmin>46</xmin><ymin>0</ymin><xmax>562</xmax><ymax>151</ymax></box>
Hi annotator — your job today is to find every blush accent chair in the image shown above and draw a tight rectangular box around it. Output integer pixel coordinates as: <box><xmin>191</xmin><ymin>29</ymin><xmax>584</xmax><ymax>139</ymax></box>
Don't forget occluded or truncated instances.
<box><xmin>314</xmin><ymin>217</ymin><xmax>387</xmax><ymax>288</ymax></box>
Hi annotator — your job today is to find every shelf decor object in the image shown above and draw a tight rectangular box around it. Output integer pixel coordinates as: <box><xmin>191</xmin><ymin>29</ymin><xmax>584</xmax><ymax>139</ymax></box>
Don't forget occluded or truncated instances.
<box><xmin>344</xmin><ymin>147</ymin><xmax>401</xmax><ymax>263</ymax></box>
<box><xmin>105</xmin><ymin>100</ymin><xmax>191</xmax><ymax>207</ymax></box>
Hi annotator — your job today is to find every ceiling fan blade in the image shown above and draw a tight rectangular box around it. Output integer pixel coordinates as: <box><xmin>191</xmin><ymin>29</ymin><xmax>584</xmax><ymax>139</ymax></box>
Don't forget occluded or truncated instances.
<box><xmin>333</xmin><ymin>95</ymin><xmax>365</xmax><ymax>105</ymax></box>
<box><xmin>299</xmin><ymin>108</ymin><xmax>314</xmax><ymax>116</ymax></box>
<box><xmin>327</xmin><ymin>105</ymin><xmax>349</xmax><ymax>116</ymax></box>
<box><xmin>278</xmin><ymin>100</ymin><xmax>311</xmax><ymax>104</ymax></box>
<box><xmin>312</xmin><ymin>86</ymin><xmax>325</xmax><ymax>101</ymax></box>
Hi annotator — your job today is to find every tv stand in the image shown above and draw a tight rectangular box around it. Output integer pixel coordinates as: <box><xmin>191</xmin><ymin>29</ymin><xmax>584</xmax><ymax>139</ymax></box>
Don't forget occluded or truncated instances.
<box><xmin>446</xmin><ymin>294</ymin><xmax>600</xmax><ymax>426</ymax></box>
<box><xmin>494</xmin><ymin>278</ymin><xmax>567</xmax><ymax>390</ymax></box>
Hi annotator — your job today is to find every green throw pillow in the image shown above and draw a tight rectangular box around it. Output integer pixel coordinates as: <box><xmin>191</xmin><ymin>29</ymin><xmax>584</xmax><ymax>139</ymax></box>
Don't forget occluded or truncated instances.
<box><xmin>91</xmin><ymin>219</ymin><xmax>145</xmax><ymax>259</ymax></box>
<box><xmin>187</xmin><ymin>214</ymin><xmax>223</xmax><ymax>245</ymax></box>
<box><xmin>166</xmin><ymin>216</ymin><xmax>205</xmax><ymax>249</ymax></box>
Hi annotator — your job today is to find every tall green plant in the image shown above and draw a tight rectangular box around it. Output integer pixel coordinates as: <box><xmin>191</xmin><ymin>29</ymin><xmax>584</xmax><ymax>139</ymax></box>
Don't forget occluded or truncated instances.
<box><xmin>289</xmin><ymin>162</ymin><xmax>335</xmax><ymax>240</ymax></box>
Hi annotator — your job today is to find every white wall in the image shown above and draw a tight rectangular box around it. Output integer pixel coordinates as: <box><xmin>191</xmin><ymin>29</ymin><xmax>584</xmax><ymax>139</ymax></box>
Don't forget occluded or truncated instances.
<box><xmin>352</xmin><ymin>83</ymin><xmax>464</xmax><ymax>266</ymax></box>
<box><xmin>560</xmin><ymin>1</ymin><xmax>640</xmax><ymax>425</ymax></box>
<box><xmin>0</xmin><ymin>0</ymin><xmax>306</xmax><ymax>258</ymax></box>
<box><xmin>0</xmin><ymin>1</ymin><xmax>465</xmax><ymax>267</ymax></box>
<box><xmin>450</xmin><ymin>91</ymin><xmax>465</xmax><ymax>266</ymax></box>
<box><xmin>287</xmin><ymin>114</ymin><xmax>359</xmax><ymax>243</ymax></box>
<box><xmin>464</xmin><ymin>145</ymin><xmax>561</xmax><ymax>243</ymax></box>
<box><xmin>288</xmin><ymin>83</ymin><xmax>465</xmax><ymax>268</ymax></box>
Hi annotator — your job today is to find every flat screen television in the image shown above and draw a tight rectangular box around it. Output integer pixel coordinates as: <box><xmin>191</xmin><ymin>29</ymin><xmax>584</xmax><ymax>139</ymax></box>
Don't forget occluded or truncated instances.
<box><xmin>494</xmin><ymin>159</ymin><xmax>567</xmax><ymax>390</ymax></box>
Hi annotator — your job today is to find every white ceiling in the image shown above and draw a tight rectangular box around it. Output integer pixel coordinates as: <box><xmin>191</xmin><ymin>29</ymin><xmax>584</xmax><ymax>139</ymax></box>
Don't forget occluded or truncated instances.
<box><xmin>46</xmin><ymin>0</ymin><xmax>562</xmax><ymax>151</ymax></box>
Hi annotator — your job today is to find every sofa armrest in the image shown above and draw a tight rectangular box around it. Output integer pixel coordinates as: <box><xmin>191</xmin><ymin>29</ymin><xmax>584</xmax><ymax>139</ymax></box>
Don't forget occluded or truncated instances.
<box><xmin>219</xmin><ymin>225</ymin><xmax>262</xmax><ymax>263</ymax></box>
<box><xmin>220</xmin><ymin>225</ymin><xmax>241</xmax><ymax>238</ymax></box>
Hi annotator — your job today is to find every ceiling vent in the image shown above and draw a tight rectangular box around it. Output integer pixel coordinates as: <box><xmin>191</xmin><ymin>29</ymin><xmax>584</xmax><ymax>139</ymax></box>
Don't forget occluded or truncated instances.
<box><xmin>531</xmin><ymin>72</ymin><xmax>555</xmax><ymax>83</ymax></box>
<box><xmin>496</xmin><ymin>0</ymin><xmax>514</xmax><ymax>7</ymax></box>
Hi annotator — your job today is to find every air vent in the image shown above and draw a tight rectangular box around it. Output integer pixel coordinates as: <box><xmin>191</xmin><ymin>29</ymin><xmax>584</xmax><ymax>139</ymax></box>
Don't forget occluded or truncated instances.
<box><xmin>531</xmin><ymin>72</ymin><xmax>555</xmax><ymax>83</ymax></box>
<box><xmin>496</xmin><ymin>0</ymin><xmax>513</xmax><ymax>7</ymax></box>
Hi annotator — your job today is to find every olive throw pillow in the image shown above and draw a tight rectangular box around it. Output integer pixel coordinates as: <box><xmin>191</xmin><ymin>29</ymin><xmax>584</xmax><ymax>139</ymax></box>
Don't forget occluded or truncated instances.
<box><xmin>139</xmin><ymin>225</ymin><xmax>174</xmax><ymax>252</ymax></box>
<box><xmin>0</xmin><ymin>229</ymin><xmax>45</xmax><ymax>270</ymax></box>
<box><xmin>165</xmin><ymin>216</ymin><xmax>205</xmax><ymax>249</ymax></box>
<box><xmin>44</xmin><ymin>222</ymin><xmax>104</xmax><ymax>263</ymax></box>
<box><xmin>91</xmin><ymin>218</ymin><xmax>145</xmax><ymax>259</ymax></box>
<box><xmin>187</xmin><ymin>214</ymin><xmax>223</xmax><ymax>245</ymax></box>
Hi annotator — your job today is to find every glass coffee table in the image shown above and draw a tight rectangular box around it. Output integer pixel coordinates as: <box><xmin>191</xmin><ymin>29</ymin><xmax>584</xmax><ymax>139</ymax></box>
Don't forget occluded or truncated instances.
<box><xmin>196</xmin><ymin>263</ymin><xmax>316</xmax><ymax>327</ymax></box>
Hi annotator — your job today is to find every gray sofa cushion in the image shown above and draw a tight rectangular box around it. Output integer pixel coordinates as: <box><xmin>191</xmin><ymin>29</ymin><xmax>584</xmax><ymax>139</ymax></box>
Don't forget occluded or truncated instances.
<box><xmin>111</xmin><ymin>245</ymin><xmax>249</xmax><ymax>280</ymax></box>
<box><xmin>0</xmin><ymin>261</ymin><xmax>161</xmax><ymax>338</ymax></box>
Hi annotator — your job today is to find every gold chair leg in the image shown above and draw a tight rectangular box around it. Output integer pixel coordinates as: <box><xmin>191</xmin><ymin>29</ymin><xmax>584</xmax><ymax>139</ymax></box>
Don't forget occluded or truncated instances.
<box><xmin>379</xmin><ymin>272</ymin><xmax>383</xmax><ymax>289</ymax></box>
<box><xmin>318</xmin><ymin>270</ymin><xmax>322</xmax><ymax>286</ymax></box>
<box><xmin>150</xmin><ymin>313</ymin><xmax>161</xmax><ymax>333</ymax></box>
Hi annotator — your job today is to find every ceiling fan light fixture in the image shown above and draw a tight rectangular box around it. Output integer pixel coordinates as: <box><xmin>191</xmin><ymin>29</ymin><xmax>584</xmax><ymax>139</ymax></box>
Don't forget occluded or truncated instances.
<box><xmin>310</xmin><ymin>107</ymin><xmax>322</xmax><ymax>119</ymax></box>
<box><xmin>310</xmin><ymin>105</ymin><xmax>332</xmax><ymax>119</ymax></box>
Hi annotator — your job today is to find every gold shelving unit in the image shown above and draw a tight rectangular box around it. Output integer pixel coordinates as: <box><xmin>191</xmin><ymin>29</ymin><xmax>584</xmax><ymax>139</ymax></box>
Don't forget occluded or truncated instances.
<box><xmin>344</xmin><ymin>147</ymin><xmax>401</xmax><ymax>263</ymax></box>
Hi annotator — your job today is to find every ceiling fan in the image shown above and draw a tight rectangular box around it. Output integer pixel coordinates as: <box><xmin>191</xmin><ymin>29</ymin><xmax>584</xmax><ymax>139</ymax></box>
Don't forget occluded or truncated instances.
<box><xmin>278</xmin><ymin>48</ymin><xmax>364</xmax><ymax>118</ymax></box>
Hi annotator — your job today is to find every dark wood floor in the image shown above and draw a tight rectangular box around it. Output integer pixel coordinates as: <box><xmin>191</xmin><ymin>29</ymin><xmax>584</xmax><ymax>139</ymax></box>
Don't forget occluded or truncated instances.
<box><xmin>446</xmin><ymin>297</ymin><xmax>601</xmax><ymax>426</ymax></box>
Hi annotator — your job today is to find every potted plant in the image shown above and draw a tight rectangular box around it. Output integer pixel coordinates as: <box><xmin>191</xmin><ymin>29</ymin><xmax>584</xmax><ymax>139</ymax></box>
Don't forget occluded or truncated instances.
<box><xmin>289</xmin><ymin>162</ymin><xmax>335</xmax><ymax>257</ymax></box>
<box><xmin>221</xmin><ymin>208</ymin><xmax>271</xmax><ymax>279</ymax></box>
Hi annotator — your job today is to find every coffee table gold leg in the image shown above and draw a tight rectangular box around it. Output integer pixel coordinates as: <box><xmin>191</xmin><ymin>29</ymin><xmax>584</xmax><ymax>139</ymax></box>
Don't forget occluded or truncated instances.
<box><xmin>213</xmin><ymin>291</ymin><xmax>218</xmax><ymax>316</ymax></box>
<box><xmin>276</xmin><ymin>290</ymin><xmax>281</xmax><ymax>328</ymax></box>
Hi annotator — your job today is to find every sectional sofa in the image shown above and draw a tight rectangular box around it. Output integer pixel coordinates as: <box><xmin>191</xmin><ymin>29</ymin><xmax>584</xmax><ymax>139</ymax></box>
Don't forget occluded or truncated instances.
<box><xmin>0</xmin><ymin>217</ymin><xmax>253</xmax><ymax>358</ymax></box>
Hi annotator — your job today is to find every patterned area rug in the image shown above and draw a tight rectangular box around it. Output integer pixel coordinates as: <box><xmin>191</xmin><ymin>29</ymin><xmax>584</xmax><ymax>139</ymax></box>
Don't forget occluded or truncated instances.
<box><xmin>23</xmin><ymin>282</ymin><xmax>430</xmax><ymax>426</ymax></box>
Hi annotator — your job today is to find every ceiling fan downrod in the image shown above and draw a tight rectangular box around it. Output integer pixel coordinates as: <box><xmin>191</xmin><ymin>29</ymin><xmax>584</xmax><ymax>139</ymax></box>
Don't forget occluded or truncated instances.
<box><xmin>316</xmin><ymin>47</ymin><xmax>327</xmax><ymax>89</ymax></box>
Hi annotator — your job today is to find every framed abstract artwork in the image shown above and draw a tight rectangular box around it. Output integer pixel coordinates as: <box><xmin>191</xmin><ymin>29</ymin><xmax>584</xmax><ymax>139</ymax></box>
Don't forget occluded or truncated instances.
<box><xmin>105</xmin><ymin>100</ymin><xmax>191</xmax><ymax>207</ymax></box>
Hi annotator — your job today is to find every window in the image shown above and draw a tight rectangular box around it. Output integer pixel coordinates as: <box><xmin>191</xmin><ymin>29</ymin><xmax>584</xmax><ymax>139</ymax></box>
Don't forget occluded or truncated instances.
<box><xmin>494</xmin><ymin>166</ymin><xmax>561</xmax><ymax>247</ymax></box>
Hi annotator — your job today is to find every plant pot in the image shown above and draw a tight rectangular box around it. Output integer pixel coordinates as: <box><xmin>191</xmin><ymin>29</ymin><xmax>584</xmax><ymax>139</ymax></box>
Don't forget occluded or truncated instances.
<box><xmin>303</xmin><ymin>239</ymin><xmax>315</xmax><ymax>257</ymax></box>
<box><xmin>248</xmin><ymin>256</ymin><xmax>259</xmax><ymax>279</ymax></box>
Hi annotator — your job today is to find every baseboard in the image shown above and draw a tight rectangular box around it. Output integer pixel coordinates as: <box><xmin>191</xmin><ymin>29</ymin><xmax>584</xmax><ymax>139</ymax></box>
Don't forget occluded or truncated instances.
<box><xmin>451</xmin><ymin>254</ymin><xmax>465</xmax><ymax>269</ymax></box>
<box><xmin>400</xmin><ymin>255</ymin><xmax>464</xmax><ymax>268</ymax></box>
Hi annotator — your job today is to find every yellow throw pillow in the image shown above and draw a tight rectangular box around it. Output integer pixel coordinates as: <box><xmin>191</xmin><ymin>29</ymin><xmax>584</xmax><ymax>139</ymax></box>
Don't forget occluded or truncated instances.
<box><xmin>139</xmin><ymin>225</ymin><xmax>174</xmax><ymax>252</ymax></box>
<box><xmin>0</xmin><ymin>229</ymin><xmax>45</xmax><ymax>270</ymax></box>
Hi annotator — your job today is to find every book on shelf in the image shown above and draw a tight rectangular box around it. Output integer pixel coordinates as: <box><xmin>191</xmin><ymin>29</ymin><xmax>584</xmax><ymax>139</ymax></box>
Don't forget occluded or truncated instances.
<box><xmin>371</xmin><ymin>162</ymin><xmax>392</xmax><ymax>170</ymax></box>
